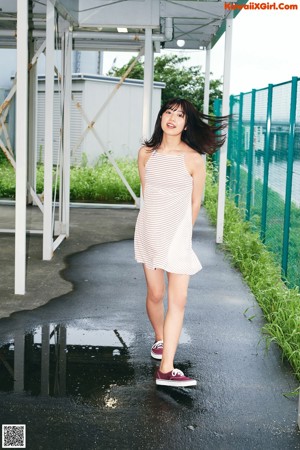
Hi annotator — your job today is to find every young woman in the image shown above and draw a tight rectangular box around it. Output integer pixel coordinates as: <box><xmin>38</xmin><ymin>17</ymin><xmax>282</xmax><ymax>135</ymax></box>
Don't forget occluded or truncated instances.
<box><xmin>134</xmin><ymin>98</ymin><xmax>227</xmax><ymax>387</ymax></box>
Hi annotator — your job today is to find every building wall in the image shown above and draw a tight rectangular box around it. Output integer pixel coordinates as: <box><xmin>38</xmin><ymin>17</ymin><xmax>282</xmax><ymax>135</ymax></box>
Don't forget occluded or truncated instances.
<box><xmin>0</xmin><ymin>50</ymin><xmax>16</xmax><ymax>89</ymax></box>
<box><xmin>37</xmin><ymin>82</ymin><xmax>83</xmax><ymax>166</ymax></box>
<box><xmin>37</xmin><ymin>75</ymin><xmax>163</xmax><ymax>166</ymax></box>
<box><xmin>82</xmin><ymin>77</ymin><xmax>162</xmax><ymax>164</ymax></box>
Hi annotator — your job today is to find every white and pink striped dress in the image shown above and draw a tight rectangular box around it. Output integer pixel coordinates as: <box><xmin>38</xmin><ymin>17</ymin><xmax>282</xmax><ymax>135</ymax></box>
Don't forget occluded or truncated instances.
<box><xmin>134</xmin><ymin>150</ymin><xmax>202</xmax><ymax>275</ymax></box>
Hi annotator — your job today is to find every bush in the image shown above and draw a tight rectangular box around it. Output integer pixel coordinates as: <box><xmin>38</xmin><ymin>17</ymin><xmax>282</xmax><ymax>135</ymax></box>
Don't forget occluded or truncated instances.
<box><xmin>0</xmin><ymin>157</ymin><xmax>140</xmax><ymax>204</ymax></box>
<box><xmin>69</xmin><ymin>158</ymin><xmax>140</xmax><ymax>203</ymax></box>
<box><xmin>0</xmin><ymin>163</ymin><xmax>15</xmax><ymax>198</ymax></box>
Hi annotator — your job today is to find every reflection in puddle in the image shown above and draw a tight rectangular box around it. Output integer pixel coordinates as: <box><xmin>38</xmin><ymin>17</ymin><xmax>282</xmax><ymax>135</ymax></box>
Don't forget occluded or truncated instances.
<box><xmin>0</xmin><ymin>321</ymin><xmax>134</xmax><ymax>407</ymax></box>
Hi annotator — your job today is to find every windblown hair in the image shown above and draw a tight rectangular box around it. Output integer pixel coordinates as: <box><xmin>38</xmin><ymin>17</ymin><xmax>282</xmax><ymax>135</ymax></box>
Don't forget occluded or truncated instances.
<box><xmin>143</xmin><ymin>98</ymin><xmax>228</xmax><ymax>155</ymax></box>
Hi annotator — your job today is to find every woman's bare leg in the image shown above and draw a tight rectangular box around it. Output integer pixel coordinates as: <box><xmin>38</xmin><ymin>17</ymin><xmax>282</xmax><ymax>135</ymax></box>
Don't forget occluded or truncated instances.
<box><xmin>143</xmin><ymin>265</ymin><xmax>165</xmax><ymax>341</ymax></box>
<box><xmin>159</xmin><ymin>272</ymin><xmax>190</xmax><ymax>373</ymax></box>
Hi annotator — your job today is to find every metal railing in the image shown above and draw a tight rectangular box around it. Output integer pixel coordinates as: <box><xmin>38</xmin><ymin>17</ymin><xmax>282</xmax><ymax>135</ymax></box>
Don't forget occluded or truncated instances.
<box><xmin>214</xmin><ymin>76</ymin><xmax>300</xmax><ymax>288</ymax></box>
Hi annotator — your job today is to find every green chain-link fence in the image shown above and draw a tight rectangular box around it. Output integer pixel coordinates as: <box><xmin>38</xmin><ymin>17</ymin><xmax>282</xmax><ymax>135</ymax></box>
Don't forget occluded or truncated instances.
<box><xmin>214</xmin><ymin>76</ymin><xmax>300</xmax><ymax>288</ymax></box>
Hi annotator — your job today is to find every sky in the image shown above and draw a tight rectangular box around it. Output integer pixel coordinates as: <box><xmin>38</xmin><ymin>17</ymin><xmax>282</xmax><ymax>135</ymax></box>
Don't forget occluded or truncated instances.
<box><xmin>101</xmin><ymin>5</ymin><xmax>300</xmax><ymax>95</ymax></box>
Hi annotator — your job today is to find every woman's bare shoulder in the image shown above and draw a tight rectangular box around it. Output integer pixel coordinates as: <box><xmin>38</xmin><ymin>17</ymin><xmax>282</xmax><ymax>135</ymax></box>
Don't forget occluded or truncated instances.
<box><xmin>184</xmin><ymin>148</ymin><xmax>205</xmax><ymax>175</ymax></box>
<box><xmin>184</xmin><ymin>147</ymin><xmax>203</xmax><ymax>163</ymax></box>
<box><xmin>138</xmin><ymin>146</ymin><xmax>153</xmax><ymax>165</ymax></box>
<box><xmin>138</xmin><ymin>145</ymin><xmax>151</xmax><ymax>156</ymax></box>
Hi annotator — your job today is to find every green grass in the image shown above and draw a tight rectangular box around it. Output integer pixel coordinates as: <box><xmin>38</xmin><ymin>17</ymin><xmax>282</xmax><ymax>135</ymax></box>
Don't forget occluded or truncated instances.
<box><xmin>69</xmin><ymin>158</ymin><xmax>140</xmax><ymax>203</ymax></box>
<box><xmin>0</xmin><ymin>158</ymin><xmax>140</xmax><ymax>203</ymax></box>
<box><xmin>204</xmin><ymin>163</ymin><xmax>300</xmax><ymax>381</ymax></box>
<box><xmin>0</xmin><ymin>164</ymin><xmax>16</xmax><ymax>199</ymax></box>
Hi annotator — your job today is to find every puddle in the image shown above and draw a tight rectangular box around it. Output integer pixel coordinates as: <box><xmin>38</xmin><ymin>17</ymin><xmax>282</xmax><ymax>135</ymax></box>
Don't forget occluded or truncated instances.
<box><xmin>179</xmin><ymin>328</ymin><xmax>191</xmax><ymax>344</ymax></box>
<box><xmin>0</xmin><ymin>320</ymin><xmax>135</xmax><ymax>407</ymax></box>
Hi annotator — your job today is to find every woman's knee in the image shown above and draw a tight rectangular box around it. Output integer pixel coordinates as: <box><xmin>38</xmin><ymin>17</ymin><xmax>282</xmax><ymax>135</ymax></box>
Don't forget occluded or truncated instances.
<box><xmin>167</xmin><ymin>273</ymin><xmax>190</xmax><ymax>311</ymax></box>
<box><xmin>147</xmin><ymin>287</ymin><xmax>165</xmax><ymax>304</ymax></box>
<box><xmin>169</xmin><ymin>293</ymin><xmax>187</xmax><ymax>311</ymax></box>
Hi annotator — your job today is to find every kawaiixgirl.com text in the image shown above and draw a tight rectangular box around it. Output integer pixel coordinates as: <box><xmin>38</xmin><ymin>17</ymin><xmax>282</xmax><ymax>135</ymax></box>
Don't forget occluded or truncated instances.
<box><xmin>224</xmin><ymin>2</ymin><xmax>298</xmax><ymax>10</ymax></box>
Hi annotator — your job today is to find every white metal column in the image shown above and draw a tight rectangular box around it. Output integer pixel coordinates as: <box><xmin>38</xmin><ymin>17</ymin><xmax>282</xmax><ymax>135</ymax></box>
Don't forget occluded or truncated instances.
<box><xmin>140</xmin><ymin>27</ymin><xmax>154</xmax><ymax>207</ymax></box>
<box><xmin>202</xmin><ymin>44</ymin><xmax>211</xmax><ymax>202</ymax></box>
<box><xmin>14</xmin><ymin>0</ymin><xmax>29</xmax><ymax>295</ymax></box>
<box><xmin>216</xmin><ymin>13</ymin><xmax>233</xmax><ymax>244</ymax></box>
<box><xmin>28</xmin><ymin>40</ymin><xmax>38</xmax><ymax>203</ymax></box>
<box><xmin>43</xmin><ymin>0</ymin><xmax>55</xmax><ymax>260</ymax></box>
<box><xmin>62</xmin><ymin>29</ymin><xmax>72</xmax><ymax>237</ymax></box>
<box><xmin>203</xmin><ymin>44</ymin><xmax>211</xmax><ymax>116</ymax></box>
<box><xmin>142</xmin><ymin>28</ymin><xmax>154</xmax><ymax>140</ymax></box>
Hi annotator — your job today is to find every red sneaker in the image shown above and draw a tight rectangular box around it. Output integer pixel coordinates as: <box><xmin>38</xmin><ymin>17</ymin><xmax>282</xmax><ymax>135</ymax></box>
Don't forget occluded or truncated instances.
<box><xmin>156</xmin><ymin>369</ymin><xmax>197</xmax><ymax>387</ymax></box>
<box><xmin>151</xmin><ymin>340</ymin><xmax>163</xmax><ymax>360</ymax></box>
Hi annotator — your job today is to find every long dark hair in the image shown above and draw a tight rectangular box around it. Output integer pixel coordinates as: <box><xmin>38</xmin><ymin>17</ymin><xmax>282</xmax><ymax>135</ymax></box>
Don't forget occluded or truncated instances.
<box><xmin>143</xmin><ymin>98</ymin><xmax>228</xmax><ymax>155</ymax></box>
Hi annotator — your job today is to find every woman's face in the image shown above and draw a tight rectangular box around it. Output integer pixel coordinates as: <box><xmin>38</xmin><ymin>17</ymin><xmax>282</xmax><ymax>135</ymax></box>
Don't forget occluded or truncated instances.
<box><xmin>160</xmin><ymin>106</ymin><xmax>186</xmax><ymax>137</ymax></box>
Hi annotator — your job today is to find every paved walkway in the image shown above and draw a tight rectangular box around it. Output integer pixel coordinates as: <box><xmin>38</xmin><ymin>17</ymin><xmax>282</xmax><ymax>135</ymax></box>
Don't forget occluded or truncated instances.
<box><xmin>0</xmin><ymin>205</ymin><xmax>299</xmax><ymax>449</ymax></box>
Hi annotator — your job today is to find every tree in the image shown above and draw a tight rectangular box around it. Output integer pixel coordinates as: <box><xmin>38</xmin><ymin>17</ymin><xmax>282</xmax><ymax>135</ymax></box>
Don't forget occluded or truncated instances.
<box><xmin>108</xmin><ymin>54</ymin><xmax>223</xmax><ymax>114</ymax></box>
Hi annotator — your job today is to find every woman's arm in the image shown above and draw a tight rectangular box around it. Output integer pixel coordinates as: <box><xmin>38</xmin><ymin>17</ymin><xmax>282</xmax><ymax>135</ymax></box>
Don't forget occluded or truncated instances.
<box><xmin>137</xmin><ymin>146</ymin><xmax>148</xmax><ymax>197</ymax></box>
<box><xmin>190</xmin><ymin>153</ymin><xmax>206</xmax><ymax>226</ymax></box>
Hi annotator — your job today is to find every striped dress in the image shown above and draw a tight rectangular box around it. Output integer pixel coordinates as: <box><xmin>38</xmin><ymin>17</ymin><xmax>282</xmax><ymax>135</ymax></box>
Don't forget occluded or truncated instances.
<box><xmin>134</xmin><ymin>150</ymin><xmax>202</xmax><ymax>275</ymax></box>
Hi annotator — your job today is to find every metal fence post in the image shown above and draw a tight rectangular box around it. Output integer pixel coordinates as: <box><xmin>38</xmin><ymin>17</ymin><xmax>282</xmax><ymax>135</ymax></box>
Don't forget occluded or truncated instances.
<box><xmin>213</xmin><ymin>98</ymin><xmax>221</xmax><ymax>168</ymax></box>
<box><xmin>260</xmin><ymin>84</ymin><xmax>273</xmax><ymax>243</ymax></box>
<box><xmin>246</xmin><ymin>89</ymin><xmax>256</xmax><ymax>221</ymax></box>
<box><xmin>226</xmin><ymin>95</ymin><xmax>235</xmax><ymax>190</ymax></box>
<box><xmin>235</xmin><ymin>93</ymin><xmax>243</xmax><ymax>207</ymax></box>
<box><xmin>282</xmin><ymin>77</ymin><xmax>298</xmax><ymax>277</ymax></box>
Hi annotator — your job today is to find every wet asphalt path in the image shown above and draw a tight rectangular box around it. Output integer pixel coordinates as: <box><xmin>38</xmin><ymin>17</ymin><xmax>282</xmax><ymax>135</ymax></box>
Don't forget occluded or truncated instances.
<box><xmin>0</xmin><ymin>212</ymin><xmax>299</xmax><ymax>449</ymax></box>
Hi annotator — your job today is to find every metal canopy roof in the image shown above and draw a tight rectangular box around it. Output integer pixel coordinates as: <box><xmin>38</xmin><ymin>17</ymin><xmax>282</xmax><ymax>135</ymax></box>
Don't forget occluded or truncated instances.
<box><xmin>0</xmin><ymin>0</ymin><xmax>244</xmax><ymax>52</ymax></box>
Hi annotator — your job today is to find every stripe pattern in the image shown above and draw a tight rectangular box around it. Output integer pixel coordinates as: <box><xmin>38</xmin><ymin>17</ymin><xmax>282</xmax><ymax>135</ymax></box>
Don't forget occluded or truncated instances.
<box><xmin>134</xmin><ymin>150</ymin><xmax>202</xmax><ymax>275</ymax></box>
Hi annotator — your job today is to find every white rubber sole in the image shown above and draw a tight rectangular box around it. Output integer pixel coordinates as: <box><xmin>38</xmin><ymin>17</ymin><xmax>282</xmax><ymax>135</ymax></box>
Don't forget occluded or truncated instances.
<box><xmin>156</xmin><ymin>379</ymin><xmax>197</xmax><ymax>387</ymax></box>
<box><xmin>151</xmin><ymin>351</ymin><xmax>163</xmax><ymax>360</ymax></box>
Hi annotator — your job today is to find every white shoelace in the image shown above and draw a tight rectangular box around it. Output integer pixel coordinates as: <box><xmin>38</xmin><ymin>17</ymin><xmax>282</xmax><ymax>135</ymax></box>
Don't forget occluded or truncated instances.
<box><xmin>171</xmin><ymin>369</ymin><xmax>184</xmax><ymax>377</ymax></box>
<box><xmin>153</xmin><ymin>340</ymin><xmax>163</xmax><ymax>349</ymax></box>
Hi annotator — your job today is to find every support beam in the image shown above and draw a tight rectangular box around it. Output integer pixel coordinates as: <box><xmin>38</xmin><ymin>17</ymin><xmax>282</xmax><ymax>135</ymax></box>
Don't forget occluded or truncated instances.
<box><xmin>203</xmin><ymin>44</ymin><xmax>211</xmax><ymax>116</ymax></box>
<box><xmin>76</xmin><ymin>101</ymin><xmax>138</xmax><ymax>204</ymax></box>
<box><xmin>28</xmin><ymin>39</ymin><xmax>38</xmax><ymax>204</ymax></box>
<box><xmin>14</xmin><ymin>0</ymin><xmax>29</xmax><ymax>295</ymax></box>
<box><xmin>0</xmin><ymin>114</ymin><xmax>13</xmax><ymax>156</ymax></box>
<box><xmin>43</xmin><ymin>0</ymin><xmax>55</xmax><ymax>260</ymax></box>
<box><xmin>142</xmin><ymin>27</ymin><xmax>154</xmax><ymax>140</ymax></box>
<box><xmin>202</xmin><ymin>44</ymin><xmax>211</xmax><ymax>201</ymax></box>
<box><xmin>62</xmin><ymin>29</ymin><xmax>72</xmax><ymax>237</ymax></box>
<box><xmin>0</xmin><ymin>81</ymin><xmax>17</xmax><ymax>116</ymax></box>
<box><xmin>216</xmin><ymin>13</ymin><xmax>233</xmax><ymax>244</ymax></box>
<box><xmin>141</xmin><ymin>27</ymin><xmax>154</xmax><ymax>208</ymax></box>
<box><xmin>57</xmin><ymin>35</ymin><xmax>65</xmax><ymax>237</ymax></box>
